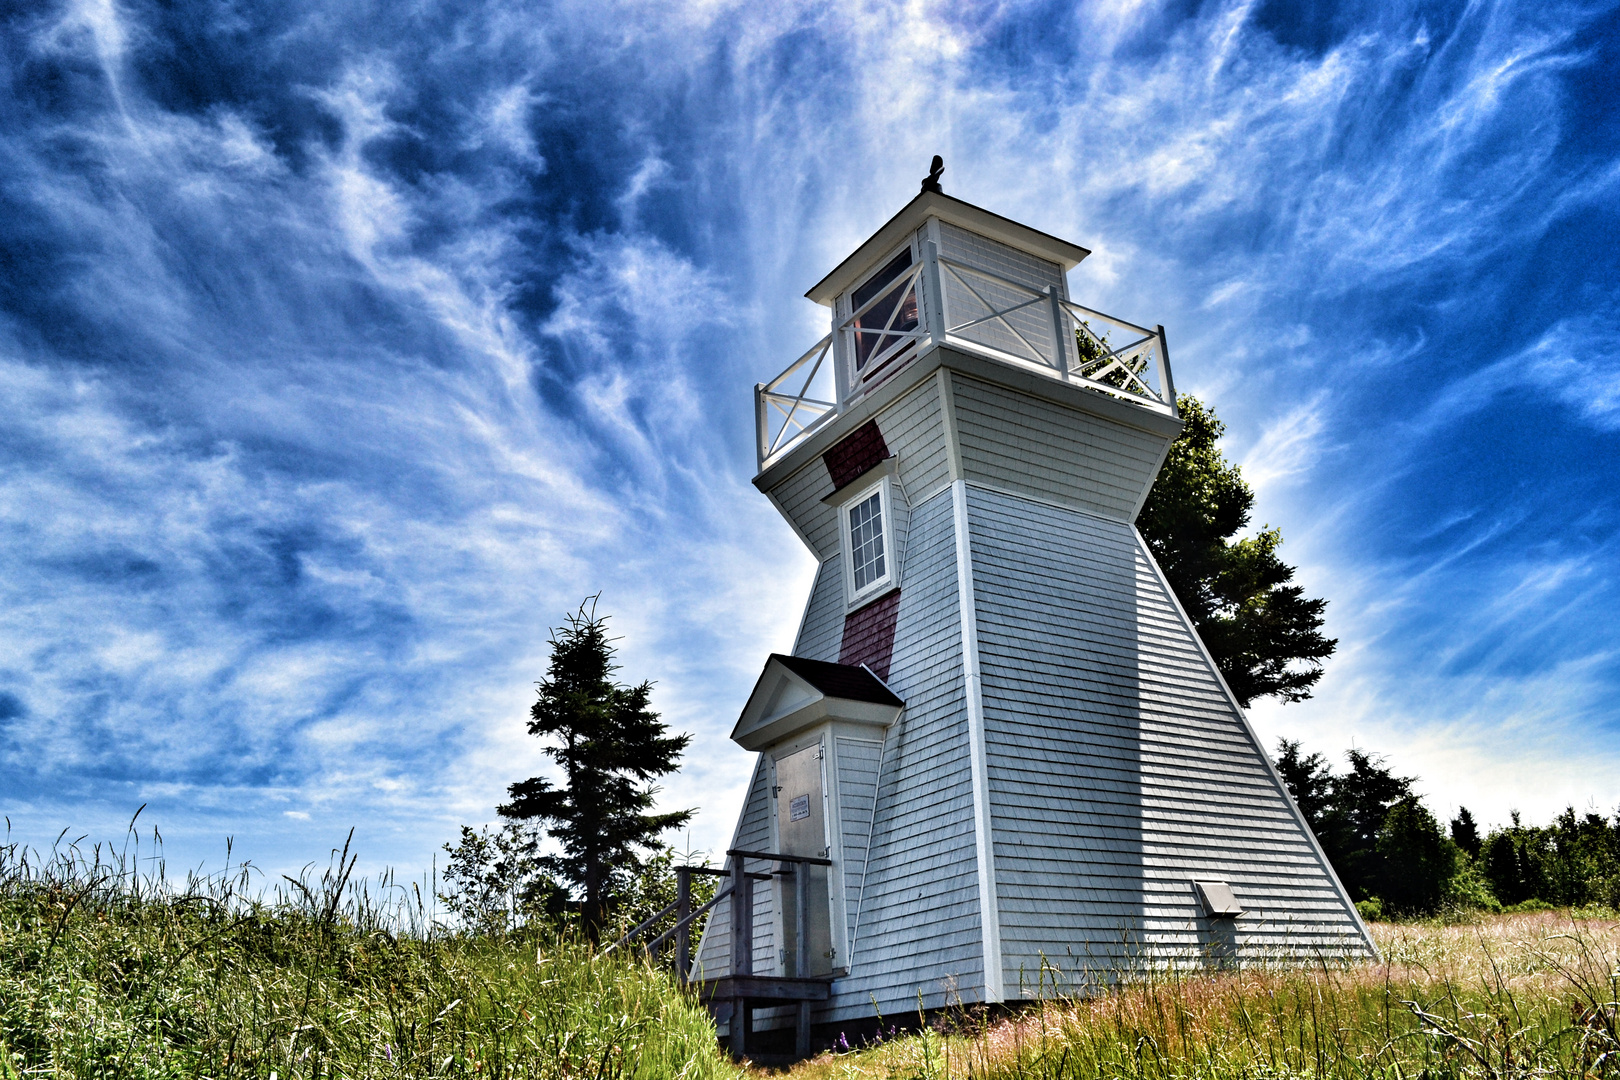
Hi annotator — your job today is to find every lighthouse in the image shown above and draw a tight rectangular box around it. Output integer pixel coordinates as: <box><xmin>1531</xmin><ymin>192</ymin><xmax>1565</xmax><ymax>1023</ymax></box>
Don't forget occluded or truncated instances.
<box><xmin>694</xmin><ymin>175</ymin><xmax>1376</xmax><ymax>1055</ymax></box>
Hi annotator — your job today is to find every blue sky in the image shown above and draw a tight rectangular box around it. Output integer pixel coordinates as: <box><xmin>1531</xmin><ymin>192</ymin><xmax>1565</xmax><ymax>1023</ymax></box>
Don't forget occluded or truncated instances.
<box><xmin>2</xmin><ymin>0</ymin><xmax>1617</xmax><ymax>882</ymax></box>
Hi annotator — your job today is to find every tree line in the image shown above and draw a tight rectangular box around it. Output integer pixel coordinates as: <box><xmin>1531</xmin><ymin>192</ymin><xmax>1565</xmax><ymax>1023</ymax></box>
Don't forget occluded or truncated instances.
<box><xmin>1275</xmin><ymin>740</ymin><xmax>1620</xmax><ymax>918</ymax></box>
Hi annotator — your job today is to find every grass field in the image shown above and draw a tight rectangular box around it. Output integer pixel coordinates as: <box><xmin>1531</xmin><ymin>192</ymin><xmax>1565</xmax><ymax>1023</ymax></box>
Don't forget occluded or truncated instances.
<box><xmin>778</xmin><ymin>912</ymin><xmax>1620</xmax><ymax>1080</ymax></box>
<box><xmin>5</xmin><ymin>831</ymin><xmax>1617</xmax><ymax>1080</ymax></box>
<box><xmin>0</xmin><ymin>833</ymin><xmax>734</xmax><ymax>1079</ymax></box>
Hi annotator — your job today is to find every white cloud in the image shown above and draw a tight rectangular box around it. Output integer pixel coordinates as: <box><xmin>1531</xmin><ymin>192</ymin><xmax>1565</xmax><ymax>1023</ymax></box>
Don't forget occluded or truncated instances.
<box><xmin>1</xmin><ymin>0</ymin><xmax>1614</xmax><ymax>882</ymax></box>
<box><xmin>1239</xmin><ymin>393</ymin><xmax>1329</xmax><ymax>496</ymax></box>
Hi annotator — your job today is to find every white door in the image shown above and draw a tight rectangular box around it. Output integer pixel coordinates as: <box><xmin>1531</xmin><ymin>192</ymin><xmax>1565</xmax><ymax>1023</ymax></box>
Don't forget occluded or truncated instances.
<box><xmin>774</xmin><ymin>743</ymin><xmax>834</xmax><ymax>976</ymax></box>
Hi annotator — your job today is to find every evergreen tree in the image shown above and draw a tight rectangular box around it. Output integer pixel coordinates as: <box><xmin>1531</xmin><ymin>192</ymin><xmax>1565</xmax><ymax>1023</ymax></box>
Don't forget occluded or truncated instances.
<box><xmin>1273</xmin><ymin>741</ymin><xmax>1417</xmax><ymax>902</ymax></box>
<box><xmin>1137</xmin><ymin>397</ymin><xmax>1336</xmax><ymax>706</ymax></box>
<box><xmin>1376</xmin><ymin>798</ymin><xmax>1458</xmax><ymax>915</ymax></box>
<box><xmin>499</xmin><ymin>598</ymin><xmax>693</xmax><ymax>940</ymax></box>
<box><xmin>1481</xmin><ymin>814</ymin><xmax>1543</xmax><ymax>905</ymax></box>
<box><xmin>1335</xmin><ymin>750</ymin><xmax>1416</xmax><ymax>860</ymax></box>
<box><xmin>1450</xmin><ymin>807</ymin><xmax>1482</xmax><ymax>858</ymax></box>
<box><xmin>1274</xmin><ymin>739</ymin><xmax>1333</xmax><ymax>833</ymax></box>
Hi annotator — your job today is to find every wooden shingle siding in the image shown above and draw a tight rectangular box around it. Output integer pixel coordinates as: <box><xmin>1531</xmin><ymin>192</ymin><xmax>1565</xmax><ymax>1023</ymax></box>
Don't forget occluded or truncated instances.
<box><xmin>885</xmin><ymin>380</ymin><xmax>951</xmax><ymax>507</ymax></box>
<box><xmin>951</xmin><ymin>374</ymin><xmax>1170</xmax><ymax>522</ymax></box>
<box><xmin>888</xmin><ymin>478</ymin><xmax>912</xmax><ymax>589</ymax></box>
<box><xmin>835</xmin><ymin>737</ymin><xmax>885</xmax><ymax>931</ymax></box>
<box><xmin>692</xmin><ymin>755</ymin><xmax>776</xmax><ymax>984</ymax></box>
<box><xmin>962</xmin><ymin>484</ymin><xmax>1371</xmax><ymax>990</ymax></box>
<box><xmin>795</xmin><ymin>559</ymin><xmax>845</xmax><ymax>662</ymax></box>
<box><xmin>824</xmin><ymin>419</ymin><xmax>890</xmax><ymax>490</ymax></box>
<box><xmin>937</xmin><ymin>223</ymin><xmax>1069</xmax><ymax>372</ymax></box>
<box><xmin>823</xmin><ymin>488</ymin><xmax>985</xmax><ymax>1020</ymax></box>
<box><xmin>763</xmin><ymin>375</ymin><xmax>948</xmax><ymax>568</ymax></box>
<box><xmin>769</xmin><ymin>459</ymin><xmax>840</xmax><ymax>559</ymax></box>
<box><xmin>839</xmin><ymin>591</ymin><xmax>900</xmax><ymax>679</ymax></box>
<box><xmin>880</xmin><ymin>378</ymin><xmax>954</xmax><ymax>506</ymax></box>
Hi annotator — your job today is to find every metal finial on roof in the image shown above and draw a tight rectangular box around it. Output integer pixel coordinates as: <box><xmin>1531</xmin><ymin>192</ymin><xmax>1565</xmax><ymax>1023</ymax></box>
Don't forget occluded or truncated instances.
<box><xmin>921</xmin><ymin>155</ymin><xmax>944</xmax><ymax>193</ymax></box>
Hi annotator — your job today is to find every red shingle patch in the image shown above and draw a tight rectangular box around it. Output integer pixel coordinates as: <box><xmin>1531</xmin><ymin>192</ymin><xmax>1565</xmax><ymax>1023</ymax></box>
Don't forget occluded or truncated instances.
<box><xmin>839</xmin><ymin>590</ymin><xmax>900</xmax><ymax>681</ymax></box>
<box><xmin>823</xmin><ymin>420</ymin><xmax>890</xmax><ymax>490</ymax></box>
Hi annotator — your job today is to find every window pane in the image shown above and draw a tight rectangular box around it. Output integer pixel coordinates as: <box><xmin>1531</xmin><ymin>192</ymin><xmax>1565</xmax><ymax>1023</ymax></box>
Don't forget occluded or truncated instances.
<box><xmin>850</xmin><ymin>250</ymin><xmax>918</xmax><ymax>371</ymax></box>
<box><xmin>849</xmin><ymin>492</ymin><xmax>886</xmax><ymax>592</ymax></box>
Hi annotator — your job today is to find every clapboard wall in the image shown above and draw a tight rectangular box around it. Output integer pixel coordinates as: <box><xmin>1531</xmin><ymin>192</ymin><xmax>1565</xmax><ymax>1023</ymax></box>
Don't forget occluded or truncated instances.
<box><xmin>950</xmin><ymin>373</ymin><xmax>1166</xmax><ymax>523</ymax></box>
<box><xmin>823</xmin><ymin>489</ymin><xmax>986</xmax><ymax>1017</ymax></box>
<box><xmin>795</xmin><ymin>558</ymin><xmax>844</xmax><ymax>663</ymax></box>
<box><xmin>833</xmin><ymin>736</ymin><xmax>885</xmax><ymax>953</ymax></box>
<box><xmin>766</xmin><ymin>377</ymin><xmax>950</xmax><ymax>565</ymax></box>
<box><xmin>967</xmin><ymin>484</ymin><xmax>1374</xmax><ymax>991</ymax></box>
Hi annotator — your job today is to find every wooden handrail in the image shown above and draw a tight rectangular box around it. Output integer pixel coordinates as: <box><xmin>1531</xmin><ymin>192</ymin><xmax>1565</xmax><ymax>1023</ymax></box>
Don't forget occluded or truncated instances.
<box><xmin>606</xmin><ymin>865</ymin><xmax>763</xmax><ymax>957</ymax></box>
<box><xmin>642</xmin><ymin>887</ymin><xmax>730</xmax><ymax>953</ymax></box>
<box><xmin>727</xmin><ymin>848</ymin><xmax>833</xmax><ymax>867</ymax></box>
<box><xmin>604</xmin><ymin>897</ymin><xmax>682</xmax><ymax>954</ymax></box>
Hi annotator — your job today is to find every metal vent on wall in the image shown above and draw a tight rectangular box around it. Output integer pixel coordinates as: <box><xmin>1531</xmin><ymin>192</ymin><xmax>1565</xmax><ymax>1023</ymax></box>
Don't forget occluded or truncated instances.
<box><xmin>1193</xmin><ymin>879</ymin><xmax>1243</xmax><ymax>918</ymax></box>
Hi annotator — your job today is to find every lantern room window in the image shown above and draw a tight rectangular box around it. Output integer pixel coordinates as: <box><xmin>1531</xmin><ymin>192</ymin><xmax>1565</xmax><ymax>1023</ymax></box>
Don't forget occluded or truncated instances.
<box><xmin>848</xmin><ymin>248</ymin><xmax>920</xmax><ymax>376</ymax></box>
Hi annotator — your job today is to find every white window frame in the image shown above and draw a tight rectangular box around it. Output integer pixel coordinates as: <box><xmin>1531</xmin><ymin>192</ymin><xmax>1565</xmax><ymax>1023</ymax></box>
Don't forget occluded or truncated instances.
<box><xmin>836</xmin><ymin>233</ymin><xmax>923</xmax><ymax>402</ymax></box>
<box><xmin>838</xmin><ymin>471</ymin><xmax>897</xmax><ymax>608</ymax></box>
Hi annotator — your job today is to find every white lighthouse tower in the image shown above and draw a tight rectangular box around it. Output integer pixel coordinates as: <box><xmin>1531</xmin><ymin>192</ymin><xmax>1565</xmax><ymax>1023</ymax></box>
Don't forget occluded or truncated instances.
<box><xmin>693</xmin><ymin>177</ymin><xmax>1375</xmax><ymax>1056</ymax></box>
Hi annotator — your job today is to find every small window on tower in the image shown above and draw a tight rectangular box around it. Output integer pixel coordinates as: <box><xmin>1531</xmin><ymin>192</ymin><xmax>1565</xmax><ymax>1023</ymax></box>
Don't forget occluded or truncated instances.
<box><xmin>841</xmin><ymin>476</ymin><xmax>896</xmax><ymax>605</ymax></box>
<box><xmin>849</xmin><ymin>492</ymin><xmax>885</xmax><ymax>590</ymax></box>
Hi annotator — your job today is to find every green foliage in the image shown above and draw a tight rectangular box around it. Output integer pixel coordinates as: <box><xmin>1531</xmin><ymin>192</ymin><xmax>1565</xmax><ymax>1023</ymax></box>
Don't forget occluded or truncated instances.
<box><xmin>1483</xmin><ymin>822</ymin><xmax>1547</xmax><ymax>906</ymax></box>
<box><xmin>1273</xmin><ymin>739</ymin><xmax>1335</xmax><ymax>829</ymax></box>
<box><xmin>1354</xmin><ymin>896</ymin><xmax>1385</xmax><ymax>922</ymax></box>
<box><xmin>1274</xmin><ymin>740</ymin><xmax>1422</xmax><ymax>905</ymax></box>
<box><xmin>1137</xmin><ymin>397</ymin><xmax>1336</xmax><ymax>706</ymax></box>
<box><xmin>1276</xmin><ymin>741</ymin><xmax>1620</xmax><ymax>917</ymax></box>
<box><xmin>438</xmin><ymin>820</ymin><xmax>567</xmax><ymax>932</ymax></box>
<box><xmin>499</xmin><ymin>598</ymin><xmax>694</xmax><ymax>940</ymax></box>
<box><xmin>1481</xmin><ymin>808</ymin><xmax>1620</xmax><ymax>909</ymax></box>
<box><xmin>608</xmin><ymin>845</ymin><xmax>719</xmax><ymax>945</ymax></box>
<box><xmin>1450</xmin><ymin>807</ymin><xmax>1482</xmax><ymax>858</ymax></box>
<box><xmin>1441</xmin><ymin>849</ymin><xmax>1501</xmax><ymax>913</ymax></box>
<box><xmin>0</xmin><ymin>832</ymin><xmax>737</xmax><ymax>1080</ymax></box>
<box><xmin>1375</xmin><ymin>798</ymin><xmax>1460</xmax><ymax>916</ymax></box>
<box><xmin>1327</xmin><ymin>748</ymin><xmax>1418</xmax><ymax>898</ymax></box>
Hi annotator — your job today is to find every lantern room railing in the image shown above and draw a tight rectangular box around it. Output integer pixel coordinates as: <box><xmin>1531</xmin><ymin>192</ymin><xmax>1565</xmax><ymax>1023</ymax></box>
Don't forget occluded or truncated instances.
<box><xmin>756</xmin><ymin>239</ymin><xmax>1177</xmax><ymax>470</ymax></box>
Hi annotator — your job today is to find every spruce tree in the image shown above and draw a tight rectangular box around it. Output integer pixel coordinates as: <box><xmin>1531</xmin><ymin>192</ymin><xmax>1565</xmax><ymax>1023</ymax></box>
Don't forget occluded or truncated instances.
<box><xmin>498</xmin><ymin>598</ymin><xmax>693</xmax><ymax>940</ymax></box>
<box><xmin>1137</xmin><ymin>397</ymin><xmax>1337</xmax><ymax>705</ymax></box>
<box><xmin>1450</xmin><ymin>807</ymin><xmax>1482</xmax><ymax>858</ymax></box>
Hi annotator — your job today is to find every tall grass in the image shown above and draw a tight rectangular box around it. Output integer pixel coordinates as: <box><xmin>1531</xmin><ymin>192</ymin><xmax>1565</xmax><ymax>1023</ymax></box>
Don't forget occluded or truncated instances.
<box><xmin>0</xmin><ymin>825</ymin><xmax>739</xmax><ymax>1079</ymax></box>
<box><xmin>9</xmin><ymin>822</ymin><xmax>1618</xmax><ymax>1080</ymax></box>
<box><xmin>787</xmin><ymin>913</ymin><xmax>1620</xmax><ymax>1080</ymax></box>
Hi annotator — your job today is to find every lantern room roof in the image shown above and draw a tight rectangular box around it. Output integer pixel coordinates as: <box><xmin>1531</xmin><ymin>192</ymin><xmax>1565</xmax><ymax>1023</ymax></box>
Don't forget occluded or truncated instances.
<box><xmin>805</xmin><ymin>190</ymin><xmax>1091</xmax><ymax>307</ymax></box>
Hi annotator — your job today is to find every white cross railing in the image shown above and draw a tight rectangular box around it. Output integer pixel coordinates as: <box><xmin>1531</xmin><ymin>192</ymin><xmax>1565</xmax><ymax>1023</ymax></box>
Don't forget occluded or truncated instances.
<box><xmin>756</xmin><ymin>334</ymin><xmax>837</xmax><ymax>465</ymax></box>
<box><xmin>755</xmin><ymin>240</ymin><xmax>1177</xmax><ymax>470</ymax></box>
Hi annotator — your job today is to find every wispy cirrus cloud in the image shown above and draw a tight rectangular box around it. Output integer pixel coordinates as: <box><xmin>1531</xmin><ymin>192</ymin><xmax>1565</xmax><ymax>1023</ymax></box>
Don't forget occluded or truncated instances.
<box><xmin>0</xmin><ymin>0</ymin><xmax>1616</xmax><ymax>874</ymax></box>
